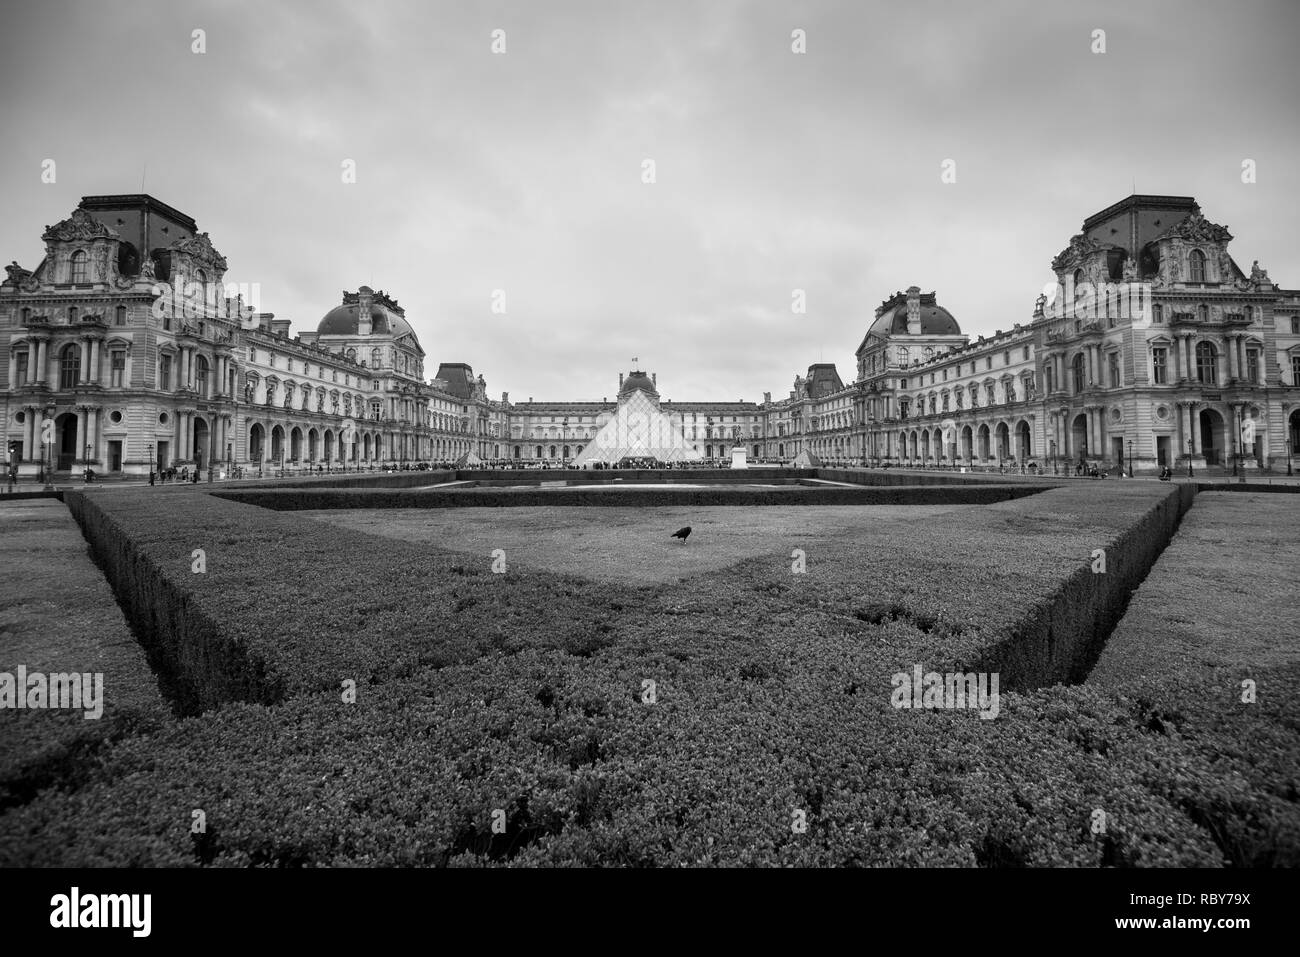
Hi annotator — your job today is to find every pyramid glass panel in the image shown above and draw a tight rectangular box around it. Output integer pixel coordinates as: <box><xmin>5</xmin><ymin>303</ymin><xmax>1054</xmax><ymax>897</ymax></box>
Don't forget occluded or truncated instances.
<box><xmin>572</xmin><ymin>389</ymin><xmax>703</xmax><ymax>465</ymax></box>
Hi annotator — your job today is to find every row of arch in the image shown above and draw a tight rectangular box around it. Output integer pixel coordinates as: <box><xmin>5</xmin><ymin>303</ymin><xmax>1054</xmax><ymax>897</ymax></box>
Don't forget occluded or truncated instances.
<box><xmin>896</xmin><ymin>420</ymin><xmax>1034</xmax><ymax>461</ymax></box>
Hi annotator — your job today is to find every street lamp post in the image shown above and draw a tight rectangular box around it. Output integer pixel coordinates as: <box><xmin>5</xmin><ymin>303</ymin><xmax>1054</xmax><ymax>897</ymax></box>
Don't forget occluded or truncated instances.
<box><xmin>43</xmin><ymin>431</ymin><xmax>52</xmax><ymax>491</ymax></box>
<box><xmin>1186</xmin><ymin>437</ymin><xmax>1193</xmax><ymax>478</ymax></box>
<box><xmin>84</xmin><ymin>443</ymin><xmax>91</xmax><ymax>483</ymax></box>
<box><xmin>148</xmin><ymin>443</ymin><xmax>155</xmax><ymax>486</ymax></box>
<box><xmin>1288</xmin><ymin>435</ymin><xmax>1294</xmax><ymax>477</ymax></box>
<box><xmin>1128</xmin><ymin>439</ymin><xmax>1133</xmax><ymax>479</ymax></box>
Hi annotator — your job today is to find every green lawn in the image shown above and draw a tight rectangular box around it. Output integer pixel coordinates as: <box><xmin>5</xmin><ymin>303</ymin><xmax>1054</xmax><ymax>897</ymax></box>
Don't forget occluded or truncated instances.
<box><xmin>300</xmin><ymin>503</ymin><xmax>969</xmax><ymax>585</ymax></box>
<box><xmin>0</xmin><ymin>500</ymin><xmax>169</xmax><ymax>807</ymax></box>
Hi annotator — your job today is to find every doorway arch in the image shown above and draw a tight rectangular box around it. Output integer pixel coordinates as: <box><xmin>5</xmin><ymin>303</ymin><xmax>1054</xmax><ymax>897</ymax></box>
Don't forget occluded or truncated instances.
<box><xmin>54</xmin><ymin>412</ymin><xmax>78</xmax><ymax>470</ymax></box>
<box><xmin>192</xmin><ymin>416</ymin><xmax>209</xmax><ymax>469</ymax></box>
<box><xmin>249</xmin><ymin>423</ymin><xmax>265</xmax><ymax>463</ymax></box>
<box><xmin>1071</xmin><ymin>413</ymin><xmax>1089</xmax><ymax>462</ymax></box>
<box><xmin>1199</xmin><ymin>407</ymin><xmax>1225</xmax><ymax>465</ymax></box>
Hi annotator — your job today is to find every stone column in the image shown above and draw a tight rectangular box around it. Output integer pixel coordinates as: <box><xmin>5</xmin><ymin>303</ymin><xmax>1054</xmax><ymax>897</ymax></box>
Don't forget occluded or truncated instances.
<box><xmin>33</xmin><ymin>340</ymin><xmax>45</xmax><ymax>383</ymax></box>
<box><xmin>73</xmin><ymin>407</ymin><xmax>86</xmax><ymax>464</ymax></box>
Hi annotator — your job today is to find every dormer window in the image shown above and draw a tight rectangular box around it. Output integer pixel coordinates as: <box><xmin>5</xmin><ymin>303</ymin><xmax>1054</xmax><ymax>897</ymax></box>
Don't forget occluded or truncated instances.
<box><xmin>70</xmin><ymin>250</ymin><xmax>88</xmax><ymax>284</ymax></box>
<box><xmin>1188</xmin><ymin>249</ymin><xmax>1206</xmax><ymax>283</ymax></box>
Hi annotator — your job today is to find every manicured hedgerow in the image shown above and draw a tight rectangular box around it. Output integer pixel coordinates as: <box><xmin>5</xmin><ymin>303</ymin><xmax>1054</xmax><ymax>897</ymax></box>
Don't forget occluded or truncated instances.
<box><xmin>213</xmin><ymin>483</ymin><xmax>1042</xmax><ymax>511</ymax></box>
<box><xmin>5</xmin><ymin>482</ymin><xmax>1292</xmax><ymax>866</ymax></box>
<box><xmin>0</xmin><ymin>647</ymin><xmax>1293</xmax><ymax>866</ymax></box>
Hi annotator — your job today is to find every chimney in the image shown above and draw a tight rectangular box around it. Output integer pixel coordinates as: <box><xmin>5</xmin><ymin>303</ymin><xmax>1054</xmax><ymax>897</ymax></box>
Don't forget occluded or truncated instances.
<box><xmin>906</xmin><ymin>286</ymin><xmax>922</xmax><ymax>336</ymax></box>
<box><xmin>619</xmin><ymin>373</ymin><xmax>624</xmax><ymax>387</ymax></box>
<box><xmin>502</xmin><ymin>391</ymin><xmax>509</xmax><ymax>403</ymax></box>
<box><xmin>270</xmin><ymin>318</ymin><xmax>291</xmax><ymax>338</ymax></box>
<box><xmin>652</xmin><ymin>373</ymin><xmax>657</xmax><ymax>387</ymax></box>
<box><xmin>764</xmin><ymin>391</ymin><xmax>772</xmax><ymax>404</ymax></box>
<box><xmin>356</xmin><ymin>286</ymin><xmax>373</xmax><ymax>336</ymax></box>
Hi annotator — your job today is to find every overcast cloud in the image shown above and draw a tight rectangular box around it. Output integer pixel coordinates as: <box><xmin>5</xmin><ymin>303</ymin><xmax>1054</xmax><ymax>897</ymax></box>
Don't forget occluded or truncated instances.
<box><xmin>2</xmin><ymin>0</ymin><xmax>1296</xmax><ymax>401</ymax></box>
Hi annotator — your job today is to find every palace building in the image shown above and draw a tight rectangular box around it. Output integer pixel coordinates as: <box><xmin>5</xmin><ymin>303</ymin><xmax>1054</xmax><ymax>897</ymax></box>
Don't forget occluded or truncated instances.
<box><xmin>3</xmin><ymin>192</ymin><xmax>1298</xmax><ymax>478</ymax></box>
<box><xmin>764</xmin><ymin>195</ymin><xmax>1300</xmax><ymax>474</ymax></box>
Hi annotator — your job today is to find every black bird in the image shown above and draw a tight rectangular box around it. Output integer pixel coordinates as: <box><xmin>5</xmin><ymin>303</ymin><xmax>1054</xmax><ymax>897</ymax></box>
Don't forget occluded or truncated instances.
<box><xmin>671</xmin><ymin>526</ymin><xmax>692</xmax><ymax>543</ymax></box>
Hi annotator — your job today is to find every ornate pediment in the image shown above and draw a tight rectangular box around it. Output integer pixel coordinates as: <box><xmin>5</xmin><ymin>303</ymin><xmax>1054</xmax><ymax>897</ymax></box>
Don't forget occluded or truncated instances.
<box><xmin>169</xmin><ymin>231</ymin><xmax>228</xmax><ymax>272</ymax></box>
<box><xmin>1051</xmin><ymin>233</ymin><xmax>1111</xmax><ymax>273</ymax></box>
<box><xmin>42</xmin><ymin>208</ymin><xmax>118</xmax><ymax>243</ymax></box>
<box><xmin>1153</xmin><ymin>207</ymin><xmax>1233</xmax><ymax>246</ymax></box>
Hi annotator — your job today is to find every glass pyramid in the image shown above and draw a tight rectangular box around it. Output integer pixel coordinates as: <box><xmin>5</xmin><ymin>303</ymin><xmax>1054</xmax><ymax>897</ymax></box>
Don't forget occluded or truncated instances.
<box><xmin>572</xmin><ymin>388</ymin><xmax>703</xmax><ymax>465</ymax></box>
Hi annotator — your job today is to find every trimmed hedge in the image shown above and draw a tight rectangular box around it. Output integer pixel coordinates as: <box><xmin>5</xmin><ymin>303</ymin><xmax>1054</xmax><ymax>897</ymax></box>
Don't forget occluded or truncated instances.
<box><xmin>212</xmin><ymin>483</ymin><xmax>1045</xmax><ymax>511</ymax></box>
<box><xmin>4</xmin><ymin>482</ymin><xmax>1294</xmax><ymax>866</ymax></box>
<box><xmin>1</xmin><ymin>649</ymin><xmax>1293</xmax><ymax>866</ymax></box>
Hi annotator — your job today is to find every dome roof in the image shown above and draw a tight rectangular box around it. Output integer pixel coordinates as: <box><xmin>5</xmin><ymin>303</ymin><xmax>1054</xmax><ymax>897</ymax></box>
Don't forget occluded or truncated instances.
<box><xmin>619</xmin><ymin>371</ymin><xmax>658</xmax><ymax>398</ymax></box>
<box><xmin>869</xmin><ymin>302</ymin><xmax>961</xmax><ymax>337</ymax></box>
<box><xmin>317</xmin><ymin>302</ymin><xmax>414</xmax><ymax>338</ymax></box>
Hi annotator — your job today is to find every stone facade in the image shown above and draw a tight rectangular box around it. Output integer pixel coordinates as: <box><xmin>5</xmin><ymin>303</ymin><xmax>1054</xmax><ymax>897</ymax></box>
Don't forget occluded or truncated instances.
<box><xmin>5</xmin><ymin>193</ymin><xmax>1299</xmax><ymax>478</ymax></box>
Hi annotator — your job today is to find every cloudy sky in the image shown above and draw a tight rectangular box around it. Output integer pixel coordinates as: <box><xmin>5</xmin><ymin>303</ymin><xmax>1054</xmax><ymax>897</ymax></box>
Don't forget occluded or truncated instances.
<box><xmin>2</xmin><ymin>0</ymin><xmax>1297</xmax><ymax>401</ymax></box>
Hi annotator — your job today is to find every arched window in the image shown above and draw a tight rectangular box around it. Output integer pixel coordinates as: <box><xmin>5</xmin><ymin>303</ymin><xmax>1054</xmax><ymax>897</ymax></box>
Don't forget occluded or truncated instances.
<box><xmin>68</xmin><ymin>306</ymin><xmax>78</xmax><ymax>323</ymax></box>
<box><xmin>194</xmin><ymin>269</ymin><xmax>207</xmax><ymax>302</ymax></box>
<box><xmin>195</xmin><ymin>355</ymin><xmax>209</xmax><ymax>397</ymax></box>
<box><xmin>60</xmin><ymin>344</ymin><xmax>81</xmax><ymax>388</ymax></box>
<box><xmin>1073</xmin><ymin>268</ymin><xmax>1085</xmax><ymax>292</ymax></box>
<box><xmin>1072</xmin><ymin>354</ymin><xmax>1086</xmax><ymax>392</ymax></box>
<box><xmin>371</xmin><ymin>348</ymin><xmax>381</xmax><ymax>368</ymax></box>
<box><xmin>70</xmin><ymin>250</ymin><xmax>88</xmax><ymax>284</ymax></box>
<box><xmin>1196</xmin><ymin>341</ymin><xmax>1217</xmax><ymax>384</ymax></box>
<box><xmin>897</xmin><ymin>347</ymin><xmax>909</xmax><ymax>365</ymax></box>
<box><xmin>1188</xmin><ymin>249</ymin><xmax>1206</xmax><ymax>283</ymax></box>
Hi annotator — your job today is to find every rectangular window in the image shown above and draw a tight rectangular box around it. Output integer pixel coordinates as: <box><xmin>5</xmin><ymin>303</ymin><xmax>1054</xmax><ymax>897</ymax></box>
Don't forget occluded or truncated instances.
<box><xmin>986</xmin><ymin>356</ymin><xmax>992</xmax><ymax>370</ymax></box>
<box><xmin>1246</xmin><ymin>349</ymin><xmax>1259</xmax><ymax>383</ymax></box>
<box><xmin>163</xmin><ymin>313</ymin><xmax>171</xmax><ymax>331</ymax></box>
<box><xmin>1293</xmin><ymin>355</ymin><xmax>1300</xmax><ymax>385</ymax></box>
<box><xmin>111</xmin><ymin>351</ymin><xmax>125</xmax><ymax>388</ymax></box>
<box><xmin>115</xmin><ymin>305</ymin><xmax>126</xmax><ymax>326</ymax></box>
<box><xmin>1152</xmin><ymin>348</ymin><xmax>1167</xmax><ymax>384</ymax></box>
<box><xmin>1023</xmin><ymin>345</ymin><xmax>1030</xmax><ymax>360</ymax></box>
<box><xmin>15</xmin><ymin>352</ymin><xmax>28</xmax><ymax>386</ymax></box>
<box><xmin>1108</xmin><ymin>352</ymin><xmax>1120</xmax><ymax>388</ymax></box>
<box><xmin>1003</xmin><ymin>351</ymin><xmax>1010</xmax><ymax>365</ymax></box>
<box><xmin>160</xmin><ymin>354</ymin><xmax>171</xmax><ymax>390</ymax></box>
<box><xmin>1291</xmin><ymin>317</ymin><xmax>1300</xmax><ymax>334</ymax></box>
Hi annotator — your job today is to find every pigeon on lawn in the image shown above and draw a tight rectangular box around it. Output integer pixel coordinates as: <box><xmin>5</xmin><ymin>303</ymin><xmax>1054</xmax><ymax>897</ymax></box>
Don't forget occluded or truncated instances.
<box><xmin>671</xmin><ymin>526</ymin><xmax>692</xmax><ymax>543</ymax></box>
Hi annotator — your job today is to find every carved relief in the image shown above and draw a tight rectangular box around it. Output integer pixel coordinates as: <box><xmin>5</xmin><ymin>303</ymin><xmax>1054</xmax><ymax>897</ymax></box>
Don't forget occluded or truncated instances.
<box><xmin>4</xmin><ymin>261</ymin><xmax>32</xmax><ymax>285</ymax></box>
<box><xmin>1154</xmin><ymin>207</ymin><xmax>1233</xmax><ymax>245</ymax></box>
<box><xmin>1051</xmin><ymin>232</ymin><xmax>1108</xmax><ymax>273</ymax></box>
<box><xmin>41</xmin><ymin>208</ymin><xmax>118</xmax><ymax>243</ymax></box>
<box><xmin>169</xmin><ymin>231</ymin><xmax>228</xmax><ymax>273</ymax></box>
